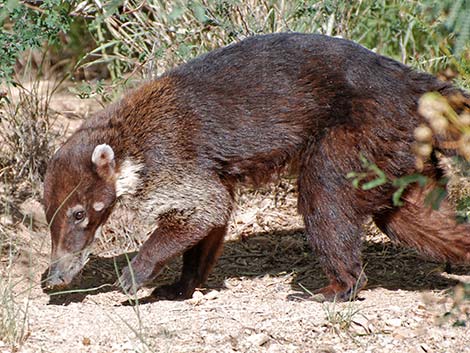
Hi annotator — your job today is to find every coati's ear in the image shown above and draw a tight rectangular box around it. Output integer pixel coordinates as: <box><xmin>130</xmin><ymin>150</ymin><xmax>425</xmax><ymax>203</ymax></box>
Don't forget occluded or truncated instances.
<box><xmin>92</xmin><ymin>144</ymin><xmax>116</xmax><ymax>180</ymax></box>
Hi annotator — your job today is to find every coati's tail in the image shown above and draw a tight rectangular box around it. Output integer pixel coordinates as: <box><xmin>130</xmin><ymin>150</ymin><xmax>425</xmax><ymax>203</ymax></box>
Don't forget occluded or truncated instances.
<box><xmin>374</xmin><ymin>180</ymin><xmax>470</xmax><ymax>264</ymax></box>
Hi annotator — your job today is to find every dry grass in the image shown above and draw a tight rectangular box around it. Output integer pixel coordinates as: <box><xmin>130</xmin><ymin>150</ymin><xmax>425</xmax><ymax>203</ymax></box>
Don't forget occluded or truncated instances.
<box><xmin>0</xmin><ymin>202</ymin><xmax>31</xmax><ymax>349</ymax></box>
<box><xmin>0</xmin><ymin>80</ymin><xmax>61</xmax><ymax>209</ymax></box>
<box><xmin>0</xmin><ymin>75</ymin><xmax>63</xmax><ymax>349</ymax></box>
<box><xmin>74</xmin><ymin>0</ymin><xmax>330</xmax><ymax>80</ymax></box>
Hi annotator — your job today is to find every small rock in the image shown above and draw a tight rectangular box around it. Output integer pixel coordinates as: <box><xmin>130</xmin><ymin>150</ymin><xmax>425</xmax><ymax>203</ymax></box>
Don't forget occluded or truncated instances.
<box><xmin>0</xmin><ymin>215</ymin><xmax>13</xmax><ymax>226</ymax></box>
<box><xmin>392</xmin><ymin>327</ymin><xmax>415</xmax><ymax>339</ymax></box>
<box><xmin>187</xmin><ymin>290</ymin><xmax>204</xmax><ymax>305</ymax></box>
<box><xmin>247</xmin><ymin>333</ymin><xmax>269</xmax><ymax>346</ymax></box>
<box><xmin>315</xmin><ymin>346</ymin><xmax>337</xmax><ymax>353</ymax></box>
<box><xmin>351</xmin><ymin>315</ymin><xmax>373</xmax><ymax>334</ymax></box>
<box><xmin>82</xmin><ymin>337</ymin><xmax>91</xmax><ymax>346</ymax></box>
<box><xmin>385</xmin><ymin>318</ymin><xmax>402</xmax><ymax>327</ymax></box>
<box><xmin>205</xmin><ymin>290</ymin><xmax>219</xmax><ymax>300</ymax></box>
<box><xmin>192</xmin><ymin>290</ymin><xmax>204</xmax><ymax>300</ymax></box>
<box><xmin>237</xmin><ymin>209</ymin><xmax>257</xmax><ymax>225</ymax></box>
<box><xmin>121</xmin><ymin>341</ymin><xmax>135</xmax><ymax>351</ymax></box>
<box><xmin>267</xmin><ymin>343</ymin><xmax>283</xmax><ymax>353</ymax></box>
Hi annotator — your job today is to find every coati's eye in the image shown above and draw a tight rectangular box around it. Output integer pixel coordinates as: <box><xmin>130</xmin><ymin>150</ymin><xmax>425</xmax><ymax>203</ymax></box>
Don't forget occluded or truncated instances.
<box><xmin>73</xmin><ymin>210</ymin><xmax>86</xmax><ymax>222</ymax></box>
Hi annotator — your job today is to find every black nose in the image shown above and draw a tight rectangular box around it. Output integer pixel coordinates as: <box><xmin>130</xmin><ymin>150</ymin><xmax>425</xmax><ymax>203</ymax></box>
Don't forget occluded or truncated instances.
<box><xmin>45</xmin><ymin>269</ymin><xmax>68</xmax><ymax>290</ymax></box>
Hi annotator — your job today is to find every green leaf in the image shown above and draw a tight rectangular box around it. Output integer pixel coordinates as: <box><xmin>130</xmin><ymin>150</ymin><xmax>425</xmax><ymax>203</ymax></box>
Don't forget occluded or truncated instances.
<box><xmin>392</xmin><ymin>173</ymin><xmax>428</xmax><ymax>188</ymax></box>
<box><xmin>192</xmin><ymin>3</ymin><xmax>208</xmax><ymax>23</ymax></box>
<box><xmin>352</xmin><ymin>178</ymin><xmax>360</xmax><ymax>189</ymax></box>
<box><xmin>392</xmin><ymin>187</ymin><xmax>406</xmax><ymax>206</ymax></box>
<box><xmin>346</xmin><ymin>171</ymin><xmax>358</xmax><ymax>179</ymax></box>
<box><xmin>362</xmin><ymin>164</ymin><xmax>387</xmax><ymax>190</ymax></box>
<box><xmin>425</xmin><ymin>187</ymin><xmax>448</xmax><ymax>210</ymax></box>
<box><xmin>452</xmin><ymin>320</ymin><xmax>467</xmax><ymax>327</ymax></box>
<box><xmin>391</xmin><ymin>174</ymin><xmax>428</xmax><ymax>206</ymax></box>
<box><xmin>346</xmin><ymin>171</ymin><xmax>366</xmax><ymax>189</ymax></box>
<box><xmin>362</xmin><ymin>176</ymin><xmax>387</xmax><ymax>190</ymax></box>
<box><xmin>359</xmin><ymin>153</ymin><xmax>369</xmax><ymax>167</ymax></box>
<box><xmin>0</xmin><ymin>0</ymin><xmax>19</xmax><ymax>23</ymax></box>
<box><xmin>169</xmin><ymin>7</ymin><xmax>184</xmax><ymax>21</ymax></box>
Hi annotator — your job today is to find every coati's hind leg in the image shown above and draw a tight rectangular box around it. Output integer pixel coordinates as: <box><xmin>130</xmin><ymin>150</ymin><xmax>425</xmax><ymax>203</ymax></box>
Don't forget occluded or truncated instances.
<box><xmin>374</xmin><ymin>180</ymin><xmax>470</xmax><ymax>264</ymax></box>
<box><xmin>298</xmin><ymin>130</ymin><xmax>390</xmax><ymax>302</ymax></box>
<box><xmin>152</xmin><ymin>225</ymin><xmax>228</xmax><ymax>300</ymax></box>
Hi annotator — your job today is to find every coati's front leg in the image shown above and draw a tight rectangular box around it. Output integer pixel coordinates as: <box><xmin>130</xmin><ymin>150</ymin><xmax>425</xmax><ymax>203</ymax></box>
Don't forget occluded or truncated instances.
<box><xmin>152</xmin><ymin>225</ymin><xmax>228</xmax><ymax>299</ymax></box>
<box><xmin>118</xmin><ymin>178</ymin><xmax>232</xmax><ymax>296</ymax></box>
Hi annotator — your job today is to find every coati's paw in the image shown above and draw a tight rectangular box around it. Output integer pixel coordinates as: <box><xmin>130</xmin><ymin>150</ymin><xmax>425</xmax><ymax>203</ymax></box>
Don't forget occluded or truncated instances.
<box><xmin>309</xmin><ymin>285</ymin><xmax>354</xmax><ymax>302</ymax></box>
<box><xmin>311</xmin><ymin>276</ymin><xmax>367</xmax><ymax>302</ymax></box>
<box><xmin>151</xmin><ymin>282</ymin><xmax>194</xmax><ymax>300</ymax></box>
<box><xmin>116</xmin><ymin>266</ymin><xmax>145</xmax><ymax>295</ymax></box>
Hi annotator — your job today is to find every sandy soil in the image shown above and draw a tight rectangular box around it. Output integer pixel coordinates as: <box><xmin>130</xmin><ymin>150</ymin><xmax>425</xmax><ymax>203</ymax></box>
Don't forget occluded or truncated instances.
<box><xmin>1</xmin><ymin>90</ymin><xmax>469</xmax><ymax>353</ymax></box>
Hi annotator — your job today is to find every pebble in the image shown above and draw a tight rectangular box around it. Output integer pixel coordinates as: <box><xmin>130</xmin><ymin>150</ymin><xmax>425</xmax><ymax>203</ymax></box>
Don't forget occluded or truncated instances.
<box><xmin>192</xmin><ymin>290</ymin><xmax>204</xmax><ymax>300</ymax></box>
<box><xmin>392</xmin><ymin>327</ymin><xmax>415</xmax><ymax>339</ymax></box>
<box><xmin>205</xmin><ymin>290</ymin><xmax>219</xmax><ymax>300</ymax></box>
<box><xmin>385</xmin><ymin>318</ymin><xmax>402</xmax><ymax>327</ymax></box>
<box><xmin>351</xmin><ymin>315</ymin><xmax>373</xmax><ymax>334</ymax></box>
<box><xmin>187</xmin><ymin>290</ymin><xmax>204</xmax><ymax>305</ymax></box>
<box><xmin>0</xmin><ymin>215</ymin><xmax>13</xmax><ymax>226</ymax></box>
<box><xmin>246</xmin><ymin>333</ymin><xmax>269</xmax><ymax>346</ymax></box>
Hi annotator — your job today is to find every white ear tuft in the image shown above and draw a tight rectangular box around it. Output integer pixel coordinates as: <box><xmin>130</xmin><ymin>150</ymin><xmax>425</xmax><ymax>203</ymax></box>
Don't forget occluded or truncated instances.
<box><xmin>93</xmin><ymin>201</ymin><xmax>105</xmax><ymax>212</ymax></box>
<box><xmin>92</xmin><ymin>144</ymin><xmax>116</xmax><ymax>180</ymax></box>
<box><xmin>92</xmin><ymin>144</ymin><xmax>114</xmax><ymax>167</ymax></box>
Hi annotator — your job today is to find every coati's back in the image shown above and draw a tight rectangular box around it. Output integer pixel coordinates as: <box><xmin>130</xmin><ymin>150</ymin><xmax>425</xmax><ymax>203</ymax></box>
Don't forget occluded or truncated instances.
<box><xmin>64</xmin><ymin>34</ymin><xmax>455</xmax><ymax>189</ymax></box>
<box><xmin>105</xmin><ymin>33</ymin><xmax>450</xmax><ymax>183</ymax></box>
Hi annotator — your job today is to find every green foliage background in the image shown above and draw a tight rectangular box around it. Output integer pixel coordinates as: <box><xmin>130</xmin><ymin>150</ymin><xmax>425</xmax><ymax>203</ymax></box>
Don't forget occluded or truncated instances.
<box><xmin>1</xmin><ymin>0</ymin><xmax>470</xmax><ymax>86</ymax></box>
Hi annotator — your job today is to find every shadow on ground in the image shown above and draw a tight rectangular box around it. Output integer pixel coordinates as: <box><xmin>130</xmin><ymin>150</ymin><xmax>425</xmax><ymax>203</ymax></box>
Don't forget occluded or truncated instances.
<box><xmin>43</xmin><ymin>228</ymin><xmax>470</xmax><ymax>305</ymax></box>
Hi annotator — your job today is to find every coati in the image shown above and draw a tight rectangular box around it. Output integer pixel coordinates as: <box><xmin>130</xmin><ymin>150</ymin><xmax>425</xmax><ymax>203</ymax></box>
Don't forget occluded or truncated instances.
<box><xmin>43</xmin><ymin>33</ymin><xmax>470</xmax><ymax>301</ymax></box>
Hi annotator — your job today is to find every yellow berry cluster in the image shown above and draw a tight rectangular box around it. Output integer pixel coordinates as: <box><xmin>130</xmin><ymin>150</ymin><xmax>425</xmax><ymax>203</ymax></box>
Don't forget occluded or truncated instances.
<box><xmin>415</xmin><ymin>92</ymin><xmax>470</xmax><ymax>169</ymax></box>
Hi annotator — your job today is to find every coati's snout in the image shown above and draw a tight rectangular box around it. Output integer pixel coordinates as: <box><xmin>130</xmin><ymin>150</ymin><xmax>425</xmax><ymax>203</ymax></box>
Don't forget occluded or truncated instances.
<box><xmin>43</xmin><ymin>144</ymin><xmax>117</xmax><ymax>289</ymax></box>
<box><xmin>44</xmin><ymin>222</ymin><xmax>96</xmax><ymax>290</ymax></box>
<box><xmin>46</xmin><ymin>249</ymin><xmax>91</xmax><ymax>289</ymax></box>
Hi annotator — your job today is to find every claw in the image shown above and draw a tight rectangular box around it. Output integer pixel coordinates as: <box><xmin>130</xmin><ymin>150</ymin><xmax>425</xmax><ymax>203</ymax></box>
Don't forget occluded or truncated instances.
<box><xmin>116</xmin><ymin>266</ymin><xmax>140</xmax><ymax>295</ymax></box>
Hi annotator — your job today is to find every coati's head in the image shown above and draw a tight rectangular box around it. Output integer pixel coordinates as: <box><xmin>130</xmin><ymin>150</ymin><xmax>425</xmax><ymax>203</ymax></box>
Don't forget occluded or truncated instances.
<box><xmin>43</xmin><ymin>143</ymin><xmax>119</xmax><ymax>289</ymax></box>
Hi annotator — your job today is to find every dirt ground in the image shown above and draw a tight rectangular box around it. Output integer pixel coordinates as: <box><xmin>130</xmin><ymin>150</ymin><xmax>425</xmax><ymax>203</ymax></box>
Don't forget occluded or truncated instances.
<box><xmin>1</xmin><ymin>88</ymin><xmax>470</xmax><ymax>353</ymax></box>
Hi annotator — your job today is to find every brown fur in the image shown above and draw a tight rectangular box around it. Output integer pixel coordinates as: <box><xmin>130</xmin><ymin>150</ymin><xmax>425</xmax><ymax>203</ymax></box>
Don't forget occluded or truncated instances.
<box><xmin>374</xmin><ymin>180</ymin><xmax>470</xmax><ymax>263</ymax></box>
<box><xmin>43</xmin><ymin>33</ymin><xmax>470</xmax><ymax>301</ymax></box>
